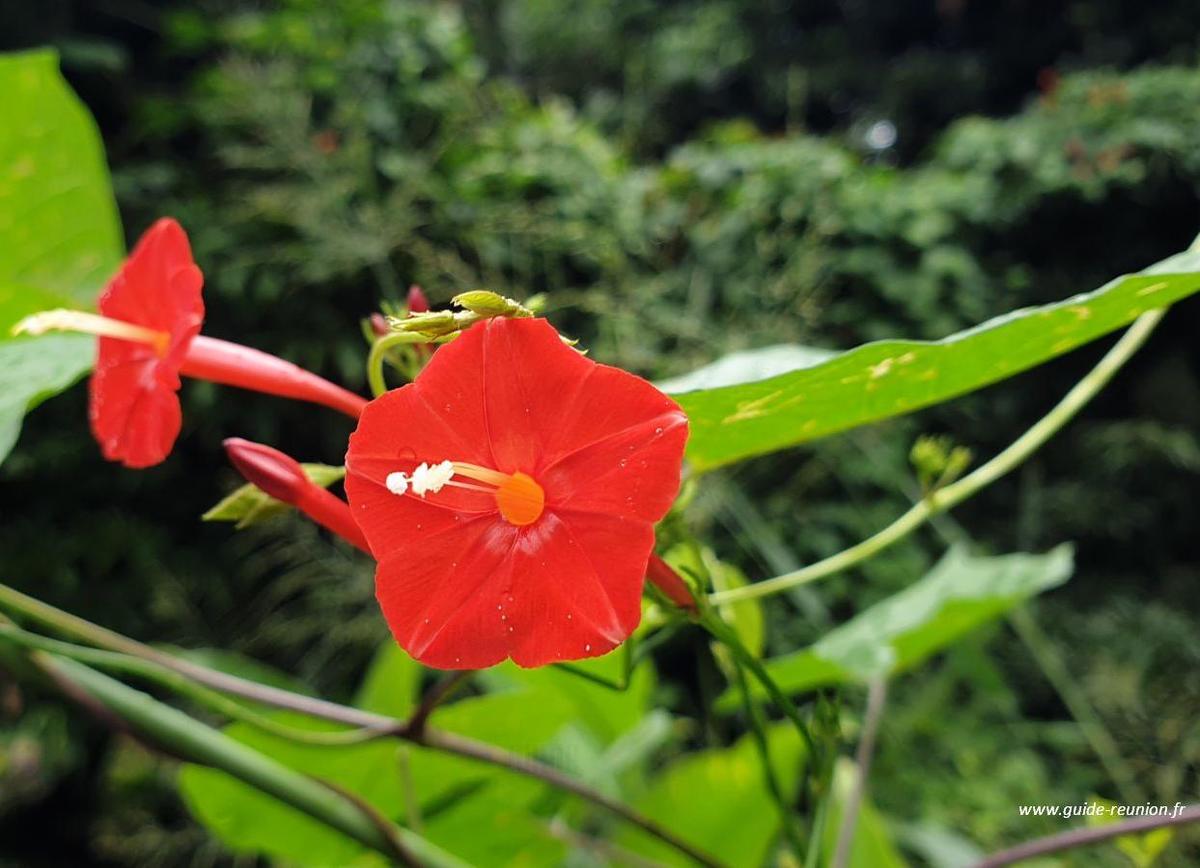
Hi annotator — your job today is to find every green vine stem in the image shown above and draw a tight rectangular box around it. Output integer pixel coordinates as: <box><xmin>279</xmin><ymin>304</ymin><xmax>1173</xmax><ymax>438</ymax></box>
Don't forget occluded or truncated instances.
<box><xmin>731</xmin><ymin>652</ymin><xmax>806</xmax><ymax>857</ymax></box>
<box><xmin>709</xmin><ymin>308</ymin><xmax>1167</xmax><ymax>606</ymax></box>
<box><xmin>0</xmin><ymin>583</ymin><xmax>723</xmax><ymax>868</ymax></box>
<box><xmin>700</xmin><ymin>610</ymin><xmax>814</xmax><ymax>756</ymax></box>
<box><xmin>366</xmin><ymin>332</ymin><xmax>429</xmax><ymax>397</ymax></box>
<box><xmin>0</xmin><ymin>621</ymin><xmax>387</xmax><ymax>746</ymax></box>
<box><xmin>31</xmin><ymin>653</ymin><xmax>462</xmax><ymax>867</ymax></box>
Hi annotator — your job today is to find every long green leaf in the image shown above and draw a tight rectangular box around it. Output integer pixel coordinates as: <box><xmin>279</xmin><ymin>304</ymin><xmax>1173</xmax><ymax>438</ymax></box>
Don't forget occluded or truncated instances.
<box><xmin>0</xmin><ymin>49</ymin><xmax>123</xmax><ymax>464</ymax></box>
<box><xmin>731</xmin><ymin>546</ymin><xmax>1073</xmax><ymax>702</ymax></box>
<box><xmin>673</xmin><ymin>251</ymin><xmax>1200</xmax><ymax>469</ymax></box>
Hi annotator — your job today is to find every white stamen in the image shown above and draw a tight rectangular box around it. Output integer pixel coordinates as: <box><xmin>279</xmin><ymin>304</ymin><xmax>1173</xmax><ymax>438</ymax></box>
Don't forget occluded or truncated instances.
<box><xmin>410</xmin><ymin>462</ymin><xmax>432</xmax><ymax>495</ymax></box>
<box><xmin>395</xmin><ymin>459</ymin><xmax>456</xmax><ymax>497</ymax></box>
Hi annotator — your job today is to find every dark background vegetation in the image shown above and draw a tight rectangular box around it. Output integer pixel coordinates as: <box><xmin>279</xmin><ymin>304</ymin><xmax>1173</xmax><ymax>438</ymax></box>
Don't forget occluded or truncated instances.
<box><xmin>2</xmin><ymin>0</ymin><xmax>1200</xmax><ymax>864</ymax></box>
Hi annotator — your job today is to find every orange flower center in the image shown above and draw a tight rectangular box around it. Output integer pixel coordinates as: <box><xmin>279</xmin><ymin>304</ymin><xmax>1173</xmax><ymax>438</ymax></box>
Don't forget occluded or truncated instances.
<box><xmin>494</xmin><ymin>472</ymin><xmax>545</xmax><ymax>526</ymax></box>
<box><xmin>385</xmin><ymin>460</ymin><xmax>545</xmax><ymax>526</ymax></box>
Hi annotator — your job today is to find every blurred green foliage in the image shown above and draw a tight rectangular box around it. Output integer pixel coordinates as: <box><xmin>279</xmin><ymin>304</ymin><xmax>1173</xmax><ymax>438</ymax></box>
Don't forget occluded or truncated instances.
<box><xmin>2</xmin><ymin>0</ymin><xmax>1200</xmax><ymax>864</ymax></box>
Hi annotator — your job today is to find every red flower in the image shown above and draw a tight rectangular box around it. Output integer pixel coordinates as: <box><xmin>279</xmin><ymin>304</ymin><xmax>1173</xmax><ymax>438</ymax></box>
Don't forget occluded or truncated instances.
<box><xmin>344</xmin><ymin>317</ymin><xmax>688</xmax><ymax>669</ymax></box>
<box><xmin>89</xmin><ymin>219</ymin><xmax>204</xmax><ymax>467</ymax></box>
<box><xmin>16</xmin><ymin>218</ymin><xmax>367</xmax><ymax>468</ymax></box>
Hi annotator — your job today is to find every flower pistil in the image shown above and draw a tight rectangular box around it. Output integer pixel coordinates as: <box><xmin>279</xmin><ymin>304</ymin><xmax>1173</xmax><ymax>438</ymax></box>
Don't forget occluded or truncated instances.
<box><xmin>14</xmin><ymin>308</ymin><xmax>170</xmax><ymax>356</ymax></box>
<box><xmin>385</xmin><ymin>460</ymin><xmax>545</xmax><ymax>526</ymax></box>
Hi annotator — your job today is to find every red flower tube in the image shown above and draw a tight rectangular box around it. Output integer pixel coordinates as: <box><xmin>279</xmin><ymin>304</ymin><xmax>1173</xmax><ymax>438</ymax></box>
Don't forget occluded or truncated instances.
<box><xmin>14</xmin><ymin>219</ymin><xmax>367</xmax><ymax>468</ymax></box>
<box><xmin>345</xmin><ymin>316</ymin><xmax>689</xmax><ymax>669</ymax></box>
<box><xmin>223</xmin><ymin>438</ymin><xmax>369</xmax><ymax>554</ymax></box>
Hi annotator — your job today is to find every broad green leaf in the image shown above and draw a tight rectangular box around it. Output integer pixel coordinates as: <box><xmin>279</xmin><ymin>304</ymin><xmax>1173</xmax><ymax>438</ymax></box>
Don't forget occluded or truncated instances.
<box><xmin>817</xmin><ymin>759</ymin><xmax>909</xmax><ymax>868</ymax></box>
<box><xmin>0</xmin><ymin>333</ymin><xmax>92</xmax><ymax>461</ymax></box>
<box><xmin>353</xmin><ymin>642</ymin><xmax>421</xmax><ymax>719</ymax></box>
<box><xmin>422</xmin><ymin>782</ymin><xmax>565</xmax><ymax>868</ymax></box>
<box><xmin>738</xmin><ymin>546</ymin><xmax>1073</xmax><ymax>700</ymax></box>
<box><xmin>892</xmin><ymin>823</ymin><xmax>985</xmax><ymax>868</ymax></box>
<box><xmin>0</xmin><ymin>49</ymin><xmax>123</xmax><ymax>464</ymax></box>
<box><xmin>179</xmin><ymin>684</ymin><xmax>576</xmax><ymax>866</ymax></box>
<box><xmin>674</xmin><ymin>250</ymin><xmax>1200</xmax><ymax>469</ymax></box>
<box><xmin>178</xmin><ymin>713</ymin><xmax>404</xmax><ymax>867</ymax></box>
<box><xmin>617</xmin><ymin>724</ymin><xmax>806</xmax><ymax>866</ymax></box>
<box><xmin>485</xmin><ymin>647</ymin><xmax>655</xmax><ymax>744</ymax></box>
<box><xmin>658</xmin><ymin>343</ymin><xmax>834</xmax><ymax>393</ymax></box>
<box><xmin>202</xmin><ymin>464</ymin><xmax>346</xmax><ymax>528</ymax></box>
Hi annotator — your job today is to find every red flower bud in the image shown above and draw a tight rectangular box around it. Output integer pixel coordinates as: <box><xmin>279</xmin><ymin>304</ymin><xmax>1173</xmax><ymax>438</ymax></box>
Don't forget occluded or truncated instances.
<box><xmin>223</xmin><ymin>438</ymin><xmax>370</xmax><ymax>554</ymax></box>
<box><xmin>646</xmin><ymin>554</ymin><xmax>698</xmax><ymax>612</ymax></box>
<box><xmin>223</xmin><ymin>437</ymin><xmax>307</xmax><ymax>502</ymax></box>
<box><xmin>369</xmin><ymin>313</ymin><xmax>390</xmax><ymax>337</ymax></box>
<box><xmin>406</xmin><ymin>285</ymin><xmax>430</xmax><ymax>313</ymax></box>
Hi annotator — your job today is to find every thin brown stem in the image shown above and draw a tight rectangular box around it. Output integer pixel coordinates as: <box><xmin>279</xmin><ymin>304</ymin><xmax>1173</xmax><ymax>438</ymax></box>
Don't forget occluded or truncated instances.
<box><xmin>977</xmin><ymin>804</ymin><xmax>1200</xmax><ymax>867</ymax></box>
<box><xmin>404</xmin><ymin>670</ymin><xmax>472</xmax><ymax>737</ymax></box>
<box><xmin>832</xmin><ymin>678</ymin><xmax>888</xmax><ymax>868</ymax></box>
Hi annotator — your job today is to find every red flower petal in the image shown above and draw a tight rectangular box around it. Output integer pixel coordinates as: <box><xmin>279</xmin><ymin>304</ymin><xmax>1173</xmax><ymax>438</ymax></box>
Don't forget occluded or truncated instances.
<box><xmin>345</xmin><ymin>316</ymin><xmax>689</xmax><ymax>668</ymax></box>
<box><xmin>504</xmin><ymin>511</ymin><xmax>651</xmax><ymax>667</ymax></box>
<box><xmin>89</xmin><ymin>219</ymin><xmax>204</xmax><ymax>467</ymax></box>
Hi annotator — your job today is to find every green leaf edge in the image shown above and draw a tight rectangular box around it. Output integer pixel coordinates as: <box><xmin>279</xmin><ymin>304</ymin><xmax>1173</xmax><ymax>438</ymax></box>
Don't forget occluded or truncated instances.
<box><xmin>677</xmin><ymin>249</ymin><xmax>1200</xmax><ymax>469</ymax></box>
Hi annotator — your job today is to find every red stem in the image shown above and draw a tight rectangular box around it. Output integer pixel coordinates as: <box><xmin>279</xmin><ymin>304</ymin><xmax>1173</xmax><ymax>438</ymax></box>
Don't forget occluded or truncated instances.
<box><xmin>181</xmin><ymin>335</ymin><xmax>367</xmax><ymax>419</ymax></box>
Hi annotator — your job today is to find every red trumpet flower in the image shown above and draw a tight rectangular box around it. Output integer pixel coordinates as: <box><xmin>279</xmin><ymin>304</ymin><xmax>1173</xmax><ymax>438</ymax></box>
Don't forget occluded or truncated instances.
<box><xmin>345</xmin><ymin>316</ymin><xmax>689</xmax><ymax>669</ymax></box>
<box><xmin>15</xmin><ymin>219</ymin><xmax>367</xmax><ymax>468</ymax></box>
<box><xmin>223</xmin><ymin>438</ymin><xmax>370</xmax><ymax>553</ymax></box>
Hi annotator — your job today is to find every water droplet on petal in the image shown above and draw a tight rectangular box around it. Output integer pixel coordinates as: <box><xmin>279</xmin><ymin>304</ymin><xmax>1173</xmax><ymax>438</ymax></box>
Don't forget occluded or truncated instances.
<box><xmin>584</xmin><ymin>644</ymin><xmax>591</xmax><ymax>652</ymax></box>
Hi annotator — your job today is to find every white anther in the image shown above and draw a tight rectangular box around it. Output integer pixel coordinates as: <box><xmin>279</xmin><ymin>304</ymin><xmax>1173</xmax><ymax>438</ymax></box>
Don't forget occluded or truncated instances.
<box><xmin>409</xmin><ymin>463</ymin><xmax>432</xmax><ymax>495</ymax></box>
<box><xmin>385</xmin><ymin>472</ymin><xmax>409</xmax><ymax>495</ymax></box>
<box><xmin>408</xmin><ymin>460</ymin><xmax>455</xmax><ymax>497</ymax></box>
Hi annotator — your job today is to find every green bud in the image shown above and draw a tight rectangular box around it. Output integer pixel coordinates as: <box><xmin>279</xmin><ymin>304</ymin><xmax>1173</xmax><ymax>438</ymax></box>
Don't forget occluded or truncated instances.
<box><xmin>451</xmin><ymin>290</ymin><xmax>533</xmax><ymax>318</ymax></box>
<box><xmin>390</xmin><ymin>310</ymin><xmax>460</xmax><ymax>338</ymax></box>
<box><xmin>910</xmin><ymin>434</ymin><xmax>972</xmax><ymax>493</ymax></box>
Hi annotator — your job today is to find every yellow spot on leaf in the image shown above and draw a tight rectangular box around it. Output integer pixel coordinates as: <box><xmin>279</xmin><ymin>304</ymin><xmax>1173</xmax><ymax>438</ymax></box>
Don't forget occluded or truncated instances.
<box><xmin>869</xmin><ymin>358</ymin><xmax>895</xmax><ymax>379</ymax></box>
<box><xmin>722</xmin><ymin>390</ymin><xmax>783</xmax><ymax>424</ymax></box>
